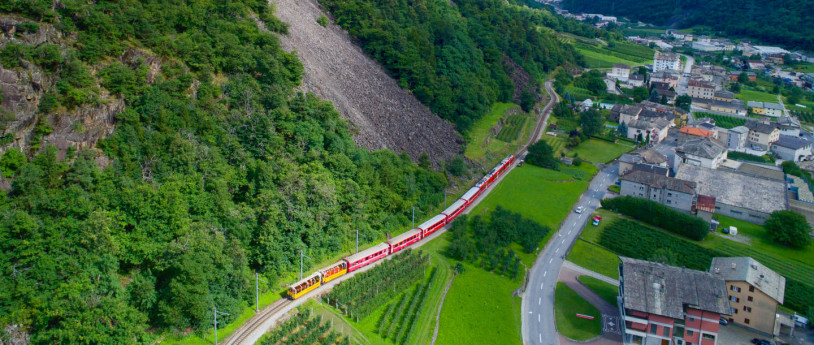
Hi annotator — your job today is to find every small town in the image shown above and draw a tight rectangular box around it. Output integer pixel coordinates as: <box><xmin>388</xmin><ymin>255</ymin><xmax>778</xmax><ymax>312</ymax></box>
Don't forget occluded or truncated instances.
<box><xmin>0</xmin><ymin>1</ymin><xmax>813</xmax><ymax>345</ymax></box>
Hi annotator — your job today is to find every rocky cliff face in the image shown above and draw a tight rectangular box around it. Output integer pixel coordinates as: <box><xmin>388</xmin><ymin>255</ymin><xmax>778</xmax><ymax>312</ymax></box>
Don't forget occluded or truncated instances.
<box><xmin>272</xmin><ymin>0</ymin><xmax>464</xmax><ymax>163</ymax></box>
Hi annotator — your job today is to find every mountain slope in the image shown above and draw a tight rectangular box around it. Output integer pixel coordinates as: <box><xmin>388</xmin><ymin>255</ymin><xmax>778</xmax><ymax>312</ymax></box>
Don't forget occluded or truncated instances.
<box><xmin>562</xmin><ymin>0</ymin><xmax>814</xmax><ymax>51</ymax></box>
<box><xmin>272</xmin><ymin>0</ymin><xmax>463</xmax><ymax>163</ymax></box>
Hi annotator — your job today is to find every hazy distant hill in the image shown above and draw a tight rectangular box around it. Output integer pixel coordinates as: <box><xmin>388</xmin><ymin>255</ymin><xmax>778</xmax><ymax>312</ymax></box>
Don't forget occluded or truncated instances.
<box><xmin>562</xmin><ymin>0</ymin><xmax>814</xmax><ymax>51</ymax></box>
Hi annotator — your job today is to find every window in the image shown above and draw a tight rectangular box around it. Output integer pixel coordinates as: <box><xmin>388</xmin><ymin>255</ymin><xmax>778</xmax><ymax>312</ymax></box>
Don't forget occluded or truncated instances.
<box><xmin>745</xmin><ymin>318</ymin><xmax>750</xmax><ymax>324</ymax></box>
<box><xmin>667</xmin><ymin>200</ymin><xmax>672</xmax><ymax>204</ymax></box>
<box><xmin>663</xmin><ymin>327</ymin><xmax>670</xmax><ymax>337</ymax></box>
<box><xmin>650</xmin><ymin>324</ymin><xmax>658</xmax><ymax>334</ymax></box>
<box><xmin>668</xmin><ymin>192</ymin><xmax>672</xmax><ymax>196</ymax></box>
<box><xmin>730</xmin><ymin>296</ymin><xmax>740</xmax><ymax>303</ymax></box>
<box><xmin>744</xmin><ymin>306</ymin><xmax>752</xmax><ymax>312</ymax></box>
<box><xmin>747</xmin><ymin>296</ymin><xmax>753</xmax><ymax>302</ymax></box>
<box><xmin>687</xmin><ymin>330</ymin><xmax>694</xmax><ymax>336</ymax></box>
<box><xmin>731</xmin><ymin>308</ymin><xmax>738</xmax><ymax>314</ymax></box>
<box><xmin>731</xmin><ymin>210</ymin><xmax>743</xmax><ymax>215</ymax></box>
<box><xmin>731</xmin><ymin>285</ymin><xmax>741</xmax><ymax>292</ymax></box>
<box><xmin>749</xmin><ymin>286</ymin><xmax>755</xmax><ymax>292</ymax></box>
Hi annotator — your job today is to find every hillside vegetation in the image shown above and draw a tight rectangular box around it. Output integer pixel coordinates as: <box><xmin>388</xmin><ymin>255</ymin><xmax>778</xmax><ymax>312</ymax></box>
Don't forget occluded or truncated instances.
<box><xmin>317</xmin><ymin>0</ymin><xmax>597</xmax><ymax>131</ymax></box>
<box><xmin>562</xmin><ymin>0</ymin><xmax>814</xmax><ymax>51</ymax></box>
<box><xmin>0</xmin><ymin>0</ymin><xmax>450</xmax><ymax>343</ymax></box>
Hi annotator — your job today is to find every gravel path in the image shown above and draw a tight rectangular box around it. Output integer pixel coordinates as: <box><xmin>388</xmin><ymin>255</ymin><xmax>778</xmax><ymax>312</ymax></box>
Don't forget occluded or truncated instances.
<box><xmin>272</xmin><ymin>0</ymin><xmax>463</xmax><ymax>163</ymax></box>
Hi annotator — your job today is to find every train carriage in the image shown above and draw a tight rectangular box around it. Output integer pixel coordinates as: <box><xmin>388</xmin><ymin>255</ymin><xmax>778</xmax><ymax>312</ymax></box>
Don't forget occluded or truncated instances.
<box><xmin>386</xmin><ymin>229</ymin><xmax>422</xmax><ymax>254</ymax></box>
<box><xmin>496</xmin><ymin>155</ymin><xmax>514</xmax><ymax>176</ymax></box>
<box><xmin>320</xmin><ymin>261</ymin><xmax>348</xmax><ymax>283</ymax></box>
<box><xmin>441</xmin><ymin>199</ymin><xmax>467</xmax><ymax>223</ymax></box>
<box><xmin>344</xmin><ymin>243</ymin><xmax>390</xmax><ymax>272</ymax></box>
<box><xmin>418</xmin><ymin>214</ymin><xmax>446</xmax><ymax>237</ymax></box>
<box><xmin>460</xmin><ymin>187</ymin><xmax>481</xmax><ymax>206</ymax></box>
<box><xmin>287</xmin><ymin>272</ymin><xmax>322</xmax><ymax>299</ymax></box>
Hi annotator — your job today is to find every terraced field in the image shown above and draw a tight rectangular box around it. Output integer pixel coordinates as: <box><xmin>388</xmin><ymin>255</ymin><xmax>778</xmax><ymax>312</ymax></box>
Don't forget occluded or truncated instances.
<box><xmin>694</xmin><ymin>112</ymin><xmax>747</xmax><ymax>129</ymax></box>
<box><xmin>542</xmin><ymin>134</ymin><xmax>567</xmax><ymax>157</ymax></box>
<box><xmin>496</xmin><ymin>114</ymin><xmax>529</xmax><ymax>142</ymax></box>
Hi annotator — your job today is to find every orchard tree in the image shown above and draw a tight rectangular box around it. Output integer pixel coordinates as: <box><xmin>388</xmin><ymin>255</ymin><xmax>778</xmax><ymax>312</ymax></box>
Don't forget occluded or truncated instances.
<box><xmin>765</xmin><ymin>210</ymin><xmax>812</xmax><ymax>248</ymax></box>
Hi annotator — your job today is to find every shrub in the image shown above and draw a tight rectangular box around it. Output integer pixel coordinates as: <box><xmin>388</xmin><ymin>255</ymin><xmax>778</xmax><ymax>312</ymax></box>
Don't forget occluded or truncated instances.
<box><xmin>600</xmin><ymin>196</ymin><xmax>709</xmax><ymax>240</ymax></box>
<box><xmin>764</xmin><ymin>210</ymin><xmax>812</xmax><ymax>248</ymax></box>
<box><xmin>317</xmin><ymin>15</ymin><xmax>329</xmax><ymax>27</ymax></box>
<box><xmin>527</xmin><ymin>140</ymin><xmax>558</xmax><ymax>170</ymax></box>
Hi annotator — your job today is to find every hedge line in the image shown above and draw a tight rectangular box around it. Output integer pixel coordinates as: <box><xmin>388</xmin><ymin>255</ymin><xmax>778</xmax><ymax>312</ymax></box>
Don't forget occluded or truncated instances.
<box><xmin>598</xmin><ymin>219</ymin><xmax>813</xmax><ymax>314</ymax></box>
<box><xmin>601</xmin><ymin>196</ymin><xmax>709</xmax><ymax>240</ymax></box>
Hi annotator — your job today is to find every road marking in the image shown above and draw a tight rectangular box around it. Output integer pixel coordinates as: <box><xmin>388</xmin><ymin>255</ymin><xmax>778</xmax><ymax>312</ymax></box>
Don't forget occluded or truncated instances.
<box><xmin>538</xmin><ymin>297</ymin><xmax>541</xmax><ymax>305</ymax></box>
<box><xmin>555</xmin><ymin>247</ymin><xmax>560</xmax><ymax>253</ymax></box>
<box><xmin>538</xmin><ymin>313</ymin><xmax>540</xmax><ymax>322</ymax></box>
<box><xmin>539</xmin><ymin>334</ymin><xmax>542</xmax><ymax>342</ymax></box>
<box><xmin>540</xmin><ymin>282</ymin><xmax>544</xmax><ymax>289</ymax></box>
<box><xmin>568</xmin><ymin>230</ymin><xmax>572</xmax><ymax>234</ymax></box>
<box><xmin>543</xmin><ymin>271</ymin><xmax>547</xmax><ymax>277</ymax></box>
<box><xmin>549</xmin><ymin>258</ymin><xmax>553</xmax><ymax>264</ymax></box>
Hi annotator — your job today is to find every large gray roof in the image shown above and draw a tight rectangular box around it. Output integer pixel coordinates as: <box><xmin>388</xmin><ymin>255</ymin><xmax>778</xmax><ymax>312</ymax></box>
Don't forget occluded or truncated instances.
<box><xmin>675</xmin><ymin>164</ymin><xmax>787</xmax><ymax>215</ymax></box>
<box><xmin>774</xmin><ymin>135</ymin><xmax>811</xmax><ymax>150</ymax></box>
<box><xmin>621</xmin><ymin>170</ymin><xmax>696</xmax><ymax>194</ymax></box>
<box><xmin>676</xmin><ymin>137</ymin><xmax>726</xmax><ymax>159</ymax></box>
<box><xmin>745</xmin><ymin>120</ymin><xmax>778</xmax><ymax>134</ymax></box>
<box><xmin>631</xmin><ymin>148</ymin><xmax>668</xmax><ymax>164</ymax></box>
<box><xmin>709</xmin><ymin>257</ymin><xmax>785</xmax><ymax>304</ymax></box>
<box><xmin>621</xmin><ymin>257</ymin><xmax>731</xmax><ymax>319</ymax></box>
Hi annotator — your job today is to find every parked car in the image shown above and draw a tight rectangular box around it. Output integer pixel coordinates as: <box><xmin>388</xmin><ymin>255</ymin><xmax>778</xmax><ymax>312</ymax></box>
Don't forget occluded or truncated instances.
<box><xmin>575</xmin><ymin>206</ymin><xmax>584</xmax><ymax>214</ymax></box>
<box><xmin>793</xmin><ymin>314</ymin><xmax>809</xmax><ymax>327</ymax></box>
<box><xmin>751</xmin><ymin>338</ymin><xmax>773</xmax><ymax>345</ymax></box>
<box><xmin>719</xmin><ymin>317</ymin><xmax>728</xmax><ymax>325</ymax></box>
<box><xmin>592</xmin><ymin>219</ymin><xmax>600</xmax><ymax>226</ymax></box>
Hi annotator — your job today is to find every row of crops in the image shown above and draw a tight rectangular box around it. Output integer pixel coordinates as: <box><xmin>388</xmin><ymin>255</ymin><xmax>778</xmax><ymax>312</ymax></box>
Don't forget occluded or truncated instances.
<box><xmin>496</xmin><ymin>114</ymin><xmax>527</xmax><ymax>142</ymax></box>
<box><xmin>376</xmin><ymin>268</ymin><xmax>438</xmax><ymax>345</ymax></box>
<box><xmin>262</xmin><ymin>308</ymin><xmax>351</xmax><ymax>345</ymax></box>
<box><xmin>575</xmin><ymin>42</ymin><xmax>653</xmax><ymax>64</ymax></box>
<box><xmin>694</xmin><ymin>112</ymin><xmax>747</xmax><ymax>129</ymax></box>
<box><xmin>595</xmin><ymin>219</ymin><xmax>814</xmax><ymax>316</ymax></box>
<box><xmin>326</xmin><ymin>250</ymin><xmax>429</xmax><ymax>321</ymax></box>
<box><xmin>791</xmin><ymin>110</ymin><xmax>814</xmax><ymax>123</ymax></box>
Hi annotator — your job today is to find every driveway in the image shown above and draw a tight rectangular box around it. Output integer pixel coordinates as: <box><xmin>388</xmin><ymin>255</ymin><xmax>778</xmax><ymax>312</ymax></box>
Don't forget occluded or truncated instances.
<box><xmin>522</xmin><ymin>163</ymin><xmax>620</xmax><ymax>345</ymax></box>
<box><xmin>557</xmin><ymin>267</ymin><xmax>622</xmax><ymax>345</ymax></box>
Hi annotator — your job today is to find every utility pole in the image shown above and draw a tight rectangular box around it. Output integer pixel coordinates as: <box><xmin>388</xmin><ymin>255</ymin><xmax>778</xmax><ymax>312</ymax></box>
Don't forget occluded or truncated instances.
<box><xmin>299</xmin><ymin>250</ymin><xmax>312</xmax><ymax>280</ymax></box>
<box><xmin>213</xmin><ymin>306</ymin><xmax>230</xmax><ymax>345</ymax></box>
<box><xmin>412</xmin><ymin>206</ymin><xmax>415</xmax><ymax>228</ymax></box>
<box><xmin>255</xmin><ymin>272</ymin><xmax>268</xmax><ymax>312</ymax></box>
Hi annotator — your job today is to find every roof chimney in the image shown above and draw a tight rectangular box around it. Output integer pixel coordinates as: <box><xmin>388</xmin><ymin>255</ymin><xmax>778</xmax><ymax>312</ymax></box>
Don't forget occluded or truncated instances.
<box><xmin>731</xmin><ymin>262</ymin><xmax>737</xmax><ymax>270</ymax></box>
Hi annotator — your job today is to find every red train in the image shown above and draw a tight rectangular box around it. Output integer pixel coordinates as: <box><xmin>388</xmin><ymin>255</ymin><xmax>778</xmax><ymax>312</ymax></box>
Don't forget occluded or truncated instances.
<box><xmin>287</xmin><ymin>155</ymin><xmax>515</xmax><ymax>299</ymax></box>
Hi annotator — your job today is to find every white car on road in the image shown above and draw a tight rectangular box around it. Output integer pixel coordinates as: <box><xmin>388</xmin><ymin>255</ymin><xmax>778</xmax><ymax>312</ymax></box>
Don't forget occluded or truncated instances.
<box><xmin>575</xmin><ymin>206</ymin><xmax>584</xmax><ymax>214</ymax></box>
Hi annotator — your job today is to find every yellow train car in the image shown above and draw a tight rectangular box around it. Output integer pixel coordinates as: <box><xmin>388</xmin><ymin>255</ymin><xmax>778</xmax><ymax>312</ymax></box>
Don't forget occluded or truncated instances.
<box><xmin>287</xmin><ymin>272</ymin><xmax>322</xmax><ymax>300</ymax></box>
<box><xmin>320</xmin><ymin>261</ymin><xmax>348</xmax><ymax>283</ymax></box>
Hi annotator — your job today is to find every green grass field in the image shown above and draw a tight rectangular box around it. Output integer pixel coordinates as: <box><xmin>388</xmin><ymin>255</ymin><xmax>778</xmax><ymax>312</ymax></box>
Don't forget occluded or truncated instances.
<box><xmin>542</xmin><ymin>134</ymin><xmax>567</xmax><ymax>157</ymax></box>
<box><xmin>568</xmin><ymin>139</ymin><xmax>634</xmax><ymax>164</ymax></box>
<box><xmin>435</xmin><ymin>262</ymin><xmax>523</xmax><ymax>345</ymax></box>
<box><xmin>470</xmin><ymin>165</ymin><xmax>589</xmax><ymax>231</ymax></box>
<box><xmin>735</xmin><ymin>89</ymin><xmax>780</xmax><ymax>103</ymax></box>
<box><xmin>694</xmin><ymin>112</ymin><xmax>747</xmax><ymax>129</ymax></box>
<box><xmin>466</xmin><ymin>103</ymin><xmax>520</xmax><ymax>161</ymax></box>
<box><xmin>568</xmin><ymin>240</ymin><xmax>621</xmax><ymax>280</ymax></box>
<box><xmin>554</xmin><ymin>282</ymin><xmax>602</xmax><ymax>341</ymax></box>
<box><xmin>577</xmin><ymin>276</ymin><xmax>618</xmax><ymax>307</ymax></box>
<box><xmin>576</xmin><ymin>48</ymin><xmax>642</xmax><ymax>69</ymax></box>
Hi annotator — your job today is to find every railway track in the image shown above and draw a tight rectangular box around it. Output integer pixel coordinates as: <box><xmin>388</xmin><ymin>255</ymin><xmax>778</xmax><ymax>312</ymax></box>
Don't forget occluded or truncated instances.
<box><xmin>221</xmin><ymin>80</ymin><xmax>560</xmax><ymax>345</ymax></box>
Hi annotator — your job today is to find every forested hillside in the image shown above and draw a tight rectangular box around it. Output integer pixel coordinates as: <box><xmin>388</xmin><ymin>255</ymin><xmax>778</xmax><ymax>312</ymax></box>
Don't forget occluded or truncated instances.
<box><xmin>562</xmin><ymin>0</ymin><xmax>814</xmax><ymax>51</ymax></box>
<box><xmin>0</xmin><ymin>0</ymin><xmax>449</xmax><ymax>343</ymax></box>
<box><xmin>317</xmin><ymin>0</ymin><xmax>599</xmax><ymax>131</ymax></box>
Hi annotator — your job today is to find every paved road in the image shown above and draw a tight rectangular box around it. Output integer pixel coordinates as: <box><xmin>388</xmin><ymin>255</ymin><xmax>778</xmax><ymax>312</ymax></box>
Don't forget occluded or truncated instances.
<box><xmin>676</xmin><ymin>54</ymin><xmax>695</xmax><ymax>96</ymax></box>
<box><xmin>522</xmin><ymin>163</ymin><xmax>620</xmax><ymax>345</ymax></box>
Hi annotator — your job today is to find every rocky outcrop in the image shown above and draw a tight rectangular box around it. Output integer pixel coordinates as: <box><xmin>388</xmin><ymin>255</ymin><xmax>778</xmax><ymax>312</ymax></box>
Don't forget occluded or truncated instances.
<box><xmin>272</xmin><ymin>0</ymin><xmax>463</xmax><ymax>163</ymax></box>
<box><xmin>0</xmin><ymin>324</ymin><xmax>28</xmax><ymax>345</ymax></box>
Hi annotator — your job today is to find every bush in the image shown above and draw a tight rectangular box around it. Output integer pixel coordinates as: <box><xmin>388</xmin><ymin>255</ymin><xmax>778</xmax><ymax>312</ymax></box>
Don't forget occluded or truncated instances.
<box><xmin>600</xmin><ymin>196</ymin><xmax>709</xmax><ymax>240</ymax></box>
<box><xmin>527</xmin><ymin>140</ymin><xmax>558</xmax><ymax>170</ymax></box>
<box><xmin>317</xmin><ymin>15</ymin><xmax>329</xmax><ymax>27</ymax></box>
<box><xmin>447</xmin><ymin>155</ymin><xmax>469</xmax><ymax>177</ymax></box>
<box><xmin>764</xmin><ymin>210</ymin><xmax>812</xmax><ymax>248</ymax></box>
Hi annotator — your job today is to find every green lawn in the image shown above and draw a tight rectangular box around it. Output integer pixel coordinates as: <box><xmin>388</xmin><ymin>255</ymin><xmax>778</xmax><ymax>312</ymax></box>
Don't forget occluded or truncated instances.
<box><xmin>542</xmin><ymin>134</ymin><xmax>567</xmax><ymax>157</ymax></box>
<box><xmin>466</xmin><ymin>102</ymin><xmax>520</xmax><ymax>161</ymax></box>
<box><xmin>435</xmin><ymin>262</ymin><xmax>523</xmax><ymax>345</ymax></box>
<box><xmin>735</xmin><ymin>89</ymin><xmax>780</xmax><ymax>103</ymax></box>
<box><xmin>568</xmin><ymin>139</ymin><xmax>634</xmax><ymax>164</ymax></box>
<box><xmin>568</xmin><ymin>240</ymin><xmax>621</xmax><ymax>280</ymax></box>
<box><xmin>554</xmin><ymin>282</ymin><xmax>602</xmax><ymax>341</ymax></box>
<box><xmin>577</xmin><ymin>276</ymin><xmax>618</xmax><ymax>307</ymax></box>
<box><xmin>576</xmin><ymin>48</ymin><xmax>643</xmax><ymax>68</ymax></box>
<box><xmin>470</xmin><ymin>164</ymin><xmax>589</xmax><ymax>231</ymax></box>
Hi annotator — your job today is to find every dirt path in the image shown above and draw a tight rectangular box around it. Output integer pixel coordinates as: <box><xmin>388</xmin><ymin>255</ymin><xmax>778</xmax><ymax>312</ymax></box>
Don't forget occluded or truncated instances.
<box><xmin>430</xmin><ymin>272</ymin><xmax>456</xmax><ymax>345</ymax></box>
<box><xmin>271</xmin><ymin>0</ymin><xmax>462</xmax><ymax>163</ymax></box>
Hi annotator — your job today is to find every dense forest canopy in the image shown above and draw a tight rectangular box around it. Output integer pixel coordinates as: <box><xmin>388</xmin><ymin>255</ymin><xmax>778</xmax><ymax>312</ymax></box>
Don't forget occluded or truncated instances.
<box><xmin>0</xmin><ymin>0</ymin><xmax>450</xmax><ymax>343</ymax></box>
<box><xmin>317</xmin><ymin>0</ymin><xmax>599</xmax><ymax>131</ymax></box>
<box><xmin>561</xmin><ymin>0</ymin><xmax>814</xmax><ymax>51</ymax></box>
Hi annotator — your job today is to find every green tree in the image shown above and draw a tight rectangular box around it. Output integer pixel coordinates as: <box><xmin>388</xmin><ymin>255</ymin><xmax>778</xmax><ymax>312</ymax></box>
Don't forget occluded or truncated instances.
<box><xmin>738</xmin><ymin>72</ymin><xmax>750</xmax><ymax>83</ymax></box>
<box><xmin>0</xmin><ymin>148</ymin><xmax>26</xmax><ymax>178</ymax></box>
<box><xmin>730</xmin><ymin>82</ymin><xmax>741</xmax><ymax>93</ymax></box>
<box><xmin>520</xmin><ymin>91</ymin><xmax>536</xmax><ymax>112</ymax></box>
<box><xmin>633</xmin><ymin>86</ymin><xmax>650</xmax><ymax>103</ymax></box>
<box><xmin>447</xmin><ymin>155</ymin><xmax>469</xmax><ymax>177</ymax></box>
<box><xmin>765</xmin><ymin>210</ymin><xmax>812</xmax><ymax>248</ymax></box>
<box><xmin>675</xmin><ymin>95</ymin><xmax>692</xmax><ymax>111</ymax></box>
<box><xmin>526</xmin><ymin>140</ymin><xmax>558</xmax><ymax>170</ymax></box>
<box><xmin>579</xmin><ymin>108</ymin><xmax>604</xmax><ymax>136</ymax></box>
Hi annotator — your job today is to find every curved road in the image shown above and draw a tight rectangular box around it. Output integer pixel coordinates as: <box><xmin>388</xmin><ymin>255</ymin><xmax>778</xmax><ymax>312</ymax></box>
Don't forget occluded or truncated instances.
<box><xmin>522</xmin><ymin>163</ymin><xmax>620</xmax><ymax>345</ymax></box>
<box><xmin>222</xmin><ymin>80</ymin><xmax>560</xmax><ymax>345</ymax></box>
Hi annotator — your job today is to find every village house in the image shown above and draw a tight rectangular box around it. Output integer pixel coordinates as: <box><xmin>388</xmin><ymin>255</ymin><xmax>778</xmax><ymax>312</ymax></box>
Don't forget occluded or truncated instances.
<box><xmin>627</xmin><ymin>118</ymin><xmax>671</xmax><ymax>144</ymax></box>
<box><xmin>674</xmin><ymin>137</ymin><xmax>728</xmax><ymax>169</ymax></box>
<box><xmin>654</xmin><ymin>51</ymin><xmax>681</xmax><ymax>72</ymax></box>
<box><xmin>771</xmin><ymin>135</ymin><xmax>812</xmax><ymax>162</ymax></box>
<box><xmin>627</xmin><ymin>74</ymin><xmax>646</xmax><ymax>87</ymax></box>
<box><xmin>678</xmin><ymin>126</ymin><xmax>716</xmax><ymax>143</ymax></box>
<box><xmin>747</xmin><ymin>101</ymin><xmax>785</xmax><ymax>117</ymax></box>
<box><xmin>651</xmin><ymin>71</ymin><xmax>680</xmax><ymax>89</ymax></box>
<box><xmin>688</xmin><ymin>80</ymin><xmax>716</xmax><ymax>99</ymax></box>
<box><xmin>609</xmin><ymin>63</ymin><xmax>631</xmax><ymax>82</ymax></box>
<box><xmin>692</xmin><ymin>98</ymin><xmax>748</xmax><ymax>116</ymax></box>
<box><xmin>747</xmin><ymin>60</ymin><xmax>766</xmax><ymax>70</ymax></box>
<box><xmin>729</xmin><ymin>71</ymin><xmax>757</xmax><ymax>82</ymax></box>
<box><xmin>718</xmin><ymin>126</ymin><xmax>749</xmax><ymax>150</ymax></box>
<box><xmin>619</xmin><ymin>258</ymin><xmax>731</xmax><ymax>345</ymax></box>
<box><xmin>618</xmin><ymin>148</ymin><xmax>669</xmax><ymax>176</ymax></box>
<box><xmin>709</xmin><ymin>257</ymin><xmax>786</xmax><ymax>336</ymax></box>
<box><xmin>745</xmin><ymin>120</ymin><xmax>781</xmax><ymax>150</ymax></box>
<box><xmin>620</xmin><ymin>170</ymin><xmax>696</xmax><ymax>212</ymax></box>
